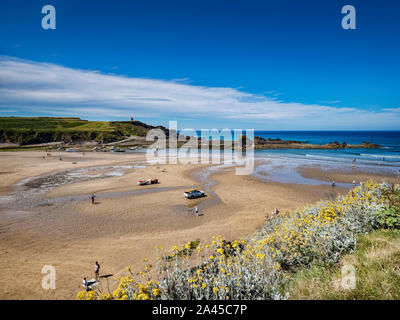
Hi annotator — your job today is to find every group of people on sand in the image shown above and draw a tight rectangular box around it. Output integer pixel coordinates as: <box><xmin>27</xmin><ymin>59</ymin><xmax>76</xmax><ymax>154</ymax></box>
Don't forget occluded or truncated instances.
<box><xmin>265</xmin><ymin>208</ymin><xmax>279</xmax><ymax>222</ymax></box>
<box><xmin>82</xmin><ymin>261</ymin><xmax>101</xmax><ymax>291</ymax></box>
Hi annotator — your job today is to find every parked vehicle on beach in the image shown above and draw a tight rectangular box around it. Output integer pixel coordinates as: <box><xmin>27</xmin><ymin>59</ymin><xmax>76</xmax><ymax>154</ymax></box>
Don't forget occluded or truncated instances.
<box><xmin>110</xmin><ymin>146</ymin><xmax>125</xmax><ymax>152</ymax></box>
<box><xmin>137</xmin><ymin>178</ymin><xmax>159</xmax><ymax>185</ymax></box>
<box><xmin>184</xmin><ymin>189</ymin><xmax>205</xmax><ymax>199</ymax></box>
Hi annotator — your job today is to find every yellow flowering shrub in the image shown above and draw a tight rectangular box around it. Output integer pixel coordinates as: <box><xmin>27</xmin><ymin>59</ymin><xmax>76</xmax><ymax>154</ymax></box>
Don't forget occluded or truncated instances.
<box><xmin>77</xmin><ymin>181</ymin><xmax>395</xmax><ymax>300</ymax></box>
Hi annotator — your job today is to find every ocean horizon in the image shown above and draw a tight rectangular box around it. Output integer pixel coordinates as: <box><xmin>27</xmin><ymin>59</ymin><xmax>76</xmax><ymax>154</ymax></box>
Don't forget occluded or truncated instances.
<box><xmin>186</xmin><ymin>130</ymin><xmax>400</xmax><ymax>172</ymax></box>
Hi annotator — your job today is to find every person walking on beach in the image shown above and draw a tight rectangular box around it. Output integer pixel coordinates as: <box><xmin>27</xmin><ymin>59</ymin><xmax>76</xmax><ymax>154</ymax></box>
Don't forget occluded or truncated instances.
<box><xmin>94</xmin><ymin>261</ymin><xmax>100</xmax><ymax>280</ymax></box>
<box><xmin>91</xmin><ymin>193</ymin><xmax>95</xmax><ymax>205</ymax></box>
<box><xmin>195</xmin><ymin>206</ymin><xmax>199</xmax><ymax>216</ymax></box>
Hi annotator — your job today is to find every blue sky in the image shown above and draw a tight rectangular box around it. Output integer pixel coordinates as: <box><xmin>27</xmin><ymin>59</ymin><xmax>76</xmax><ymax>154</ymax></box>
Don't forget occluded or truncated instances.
<box><xmin>0</xmin><ymin>0</ymin><xmax>399</xmax><ymax>129</ymax></box>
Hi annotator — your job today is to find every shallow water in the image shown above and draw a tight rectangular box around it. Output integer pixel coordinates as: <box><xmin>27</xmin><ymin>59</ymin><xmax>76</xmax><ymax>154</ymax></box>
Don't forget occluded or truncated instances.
<box><xmin>1</xmin><ymin>151</ymin><xmax>397</xmax><ymax>213</ymax></box>
<box><xmin>0</xmin><ymin>164</ymin><xmax>146</xmax><ymax>210</ymax></box>
<box><xmin>252</xmin><ymin>153</ymin><xmax>398</xmax><ymax>188</ymax></box>
<box><xmin>253</xmin><ymin>157</ymin><xmax>353</xmax><ymax>188</ymax></box>
<box><xmin>0</xmin><ymin>162</ymin><xmax>227</xmax><ymax>215</ymax></box>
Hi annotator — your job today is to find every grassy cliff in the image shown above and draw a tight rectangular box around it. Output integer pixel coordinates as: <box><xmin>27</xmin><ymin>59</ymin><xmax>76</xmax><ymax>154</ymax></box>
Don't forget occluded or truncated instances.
<box><xmin>0</xmin><ymin>117</ymin><xmax>166</xmax><ymax>145</ymax></box>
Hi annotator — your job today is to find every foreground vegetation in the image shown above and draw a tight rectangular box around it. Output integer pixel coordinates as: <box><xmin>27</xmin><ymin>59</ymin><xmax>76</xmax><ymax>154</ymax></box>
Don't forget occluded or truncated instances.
<box><xmin>77</xmin><ymin>181</ymin><xmax>400</xmax><ymax>300</ymax></box>
<box><xmin>287</xmin><ymin>229</ymin><xmax>400</xmax><ymax>299</ymax></box>
<box><xmin>0</xmin><ymin>117</ymin><xmax>165</xmax><ymax>145</ymax></box>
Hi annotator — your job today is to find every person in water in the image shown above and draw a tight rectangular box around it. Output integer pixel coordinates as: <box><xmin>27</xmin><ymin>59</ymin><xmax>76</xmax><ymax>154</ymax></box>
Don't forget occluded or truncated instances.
<box><xmin>352</xmin><ymin>158</ymin><xmax>356</xmax><ymax>169</ymax></box>
<box><xmin>332</xmin><ymin>180</ymin><xmax>336</xmax><ymax>187</ymax></box>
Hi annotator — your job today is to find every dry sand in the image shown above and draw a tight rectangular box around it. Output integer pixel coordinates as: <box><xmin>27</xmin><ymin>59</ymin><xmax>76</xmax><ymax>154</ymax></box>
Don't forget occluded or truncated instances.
<box><xmin>0</xmin><ymin>151</ymin><xmax>388</xmax><ymax>300</ymax></box>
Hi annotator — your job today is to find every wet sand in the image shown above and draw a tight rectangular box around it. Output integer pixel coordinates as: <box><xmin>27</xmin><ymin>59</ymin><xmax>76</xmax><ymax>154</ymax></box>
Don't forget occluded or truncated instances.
<box><xmin>298</xmin><ymin>165</ymin><xmax>399</xmax><ymax>185</ymax></box>
<box><xmin>0</xmin><ymin>151</ymin><xmax>392</xmax><ymax>299</ymax></box>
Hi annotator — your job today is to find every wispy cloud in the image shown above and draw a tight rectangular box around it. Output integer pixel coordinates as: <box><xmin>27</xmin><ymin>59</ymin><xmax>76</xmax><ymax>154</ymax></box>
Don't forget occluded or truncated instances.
<box><xmin>317</xmin><ymin>100</ymin><xmax>342</xmax><ymax>105</ymax></box>
<box><xmin>0</xmin><ymin>56</ymin><xmax>399</xmax><ymax>129</ymax></box>
<box><xmin>382</xmin><ymin>108</ymin><xmax>400</xmax><ymax>113</ymax></box>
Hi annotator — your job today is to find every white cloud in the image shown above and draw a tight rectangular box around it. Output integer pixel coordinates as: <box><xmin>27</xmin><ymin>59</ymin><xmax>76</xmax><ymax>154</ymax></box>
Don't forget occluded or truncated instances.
<box><xmin>0</xmin><ymin>56</ymin><xmax>399</xmax><ymax>129</ymax></box>
<box><xmin>382</xmin><ymin>108</ymin><xmax>400</xmax><ymax>113</ymax></box>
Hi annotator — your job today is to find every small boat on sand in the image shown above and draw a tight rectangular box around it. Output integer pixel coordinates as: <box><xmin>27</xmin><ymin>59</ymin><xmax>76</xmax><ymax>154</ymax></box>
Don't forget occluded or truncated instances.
<box><xmin>137</xmin><ymin>178</ymin><xmax>159</xmax><ymax>185</ymax></box>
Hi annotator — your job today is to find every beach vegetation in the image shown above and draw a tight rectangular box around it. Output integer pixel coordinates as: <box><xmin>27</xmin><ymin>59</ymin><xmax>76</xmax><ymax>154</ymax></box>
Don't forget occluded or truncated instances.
<box><xmin>287</xmin><ymin>229</ymin><xmax>400</xmax><ymax>299</ymax></box>
<box><xmin>76</xmin><ymin>180</ymin><xmax>400</xmax><ymax>300</ymax></box>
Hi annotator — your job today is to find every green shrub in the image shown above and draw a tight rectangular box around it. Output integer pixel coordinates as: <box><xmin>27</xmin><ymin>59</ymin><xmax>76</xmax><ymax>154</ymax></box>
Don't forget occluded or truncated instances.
<box><xmin>378</xmin><ymin>207</ymin><xmax>400</xmax><ymax>229</ymax></box>
<box><xmin>378</xmin><ymin>188</ymin><xmax>400</xmax><ymax>229</ymax></box>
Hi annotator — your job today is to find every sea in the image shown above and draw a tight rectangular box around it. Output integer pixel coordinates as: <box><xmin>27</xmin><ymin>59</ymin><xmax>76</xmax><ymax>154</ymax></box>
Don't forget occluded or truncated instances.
<box><xmin>253</xmin><ymin>131</ymin><xmax>400</xmax><ymax>164</ymax></box>
<box><xmin>155</xmin><ymin>130</ymin><xmax>400</xmax><ymax>186</ymax></box>
<box><xmin>251</xmin><ymin>131</ymin><xmax>400</xmax><ymax>186</ymax></box>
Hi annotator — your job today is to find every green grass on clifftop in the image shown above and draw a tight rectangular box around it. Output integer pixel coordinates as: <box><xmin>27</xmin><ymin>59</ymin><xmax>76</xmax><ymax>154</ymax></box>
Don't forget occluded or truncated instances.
<box><xmin>0</xmin><ymin>117</ymin><xmax>161</xmax><ymax>145</ymax></box>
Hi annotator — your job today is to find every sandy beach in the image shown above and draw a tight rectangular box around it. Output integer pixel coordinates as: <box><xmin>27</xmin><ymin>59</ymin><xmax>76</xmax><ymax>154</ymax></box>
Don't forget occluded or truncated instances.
<box><xmin>0</xmin><ymin>150</ymin><xmax>397</xmax><ymax>299</ymax></box>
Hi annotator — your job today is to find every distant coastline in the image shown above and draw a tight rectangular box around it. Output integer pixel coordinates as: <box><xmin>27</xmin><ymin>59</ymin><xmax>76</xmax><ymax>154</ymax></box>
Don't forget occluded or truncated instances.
<box><xmin>0</xmin><ymin>117</ymin><xmax>385</xmax><ymax>151</ymax></box>
<box><xmin>253</xmin><ymin>136</ymin><xmax>381</xmax><ymax>150</ymax></box>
